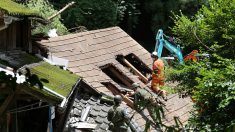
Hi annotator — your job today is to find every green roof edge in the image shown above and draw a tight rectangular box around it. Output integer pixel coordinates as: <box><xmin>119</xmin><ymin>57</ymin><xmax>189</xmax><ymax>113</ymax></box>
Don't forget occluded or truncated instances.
<box><xmin>29</xmin><ymin>62</ymin><xmax>80</xmax><ymax>97</ymax></box>
<box><xmin>21</xmin><ymin>83</ymin><xmax>63</xmax><ymax>104</ymax></box>
<box><xmin>0</xmin><ymin>0</ymin><xmax>39</xmax><ymax>16</ymax></box>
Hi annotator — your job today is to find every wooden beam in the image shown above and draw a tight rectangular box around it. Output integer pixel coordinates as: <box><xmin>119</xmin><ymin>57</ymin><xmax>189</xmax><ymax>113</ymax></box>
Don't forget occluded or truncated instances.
<box><xmin>0</xmin><ymin>88</ymin><xmax>19</xmax><ymax>116</ymax></box>
<box><xmin>47</xmin><ymin>1</ymin><xmax>75</xmax><ymax>20</ymax></box>
<box><xmin>105</xmin><ymin>83</ymin><xmax>134</xmax><ymax>108</ymax></box>
<box><xmin>121</xmin><ymin>58</ymin><xmax>148</xmax><ymax>83</ymax></box>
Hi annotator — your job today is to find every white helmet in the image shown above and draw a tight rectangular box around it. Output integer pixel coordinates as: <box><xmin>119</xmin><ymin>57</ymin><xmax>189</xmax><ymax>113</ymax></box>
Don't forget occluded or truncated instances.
<box><xmin>151</xmin><ymin>51</ymin><xmax>158</xmax><ymax>58</ymax></box>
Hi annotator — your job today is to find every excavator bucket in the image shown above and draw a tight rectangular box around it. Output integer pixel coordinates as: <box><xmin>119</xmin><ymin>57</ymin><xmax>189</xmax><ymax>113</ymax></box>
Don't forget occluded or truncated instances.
<box><xmin>183</xmin><ymin>50</ymin><xmax>199</xmax><ymax>62</ymax></box>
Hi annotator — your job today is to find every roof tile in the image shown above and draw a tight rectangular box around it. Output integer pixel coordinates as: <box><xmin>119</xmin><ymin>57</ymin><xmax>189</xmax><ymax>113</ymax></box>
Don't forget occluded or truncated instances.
<box><xmin>99</xmin><ymin>110</ymin><xmax>108</xmax><ymax>118</ymax></box>
<box><xmin>95</xmin><ymin>116</ymin><xmax>104</xmax><ymax>124</ymax></box>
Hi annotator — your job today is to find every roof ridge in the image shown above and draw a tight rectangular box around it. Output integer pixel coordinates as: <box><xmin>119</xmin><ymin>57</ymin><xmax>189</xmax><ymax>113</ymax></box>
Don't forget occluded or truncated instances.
<box><xmin>40</xmin><ymin>26</ymin><xmax>120</xmax><ymax>43</ymax></box>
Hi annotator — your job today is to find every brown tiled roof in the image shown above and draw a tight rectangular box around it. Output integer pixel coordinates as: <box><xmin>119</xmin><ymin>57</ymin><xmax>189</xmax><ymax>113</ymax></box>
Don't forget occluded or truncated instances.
<box><xmin>38</xmin><ymin>27</ymin><xmax>151</xmax><ymax>95</ymax></box>
<box><xmin>163</xmin><ymin>94</ymin><xmax>193</xmax><ymax>126</ymax></box>
<box><xmin>37</xmin><ymin>26</ymin><xmax>193</xmax><ymax>130</ymax></box>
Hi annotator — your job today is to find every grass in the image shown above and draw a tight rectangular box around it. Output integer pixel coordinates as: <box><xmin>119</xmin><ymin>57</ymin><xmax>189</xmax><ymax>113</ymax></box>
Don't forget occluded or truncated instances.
<box><xmin>30</xmin><ymin>62</ymin><xmax>79</xmax><ymax>97</ymax></box>
<box><xmin>0</xmin><ymin>0</ymin><xmax>38</xmax><ymax>16</ymax></box>
<box><xmin>23</xmin><ymin>84</ymin><xmax>62</xmax><ymax>103</ymax></box>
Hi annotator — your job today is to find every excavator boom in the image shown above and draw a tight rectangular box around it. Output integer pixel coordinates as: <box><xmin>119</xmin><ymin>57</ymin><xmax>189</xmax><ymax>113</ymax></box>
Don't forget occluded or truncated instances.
<box><xmin>154</xmin><ymin>29</ymin><xmax>184</xmax><ymax>64</ymax></box>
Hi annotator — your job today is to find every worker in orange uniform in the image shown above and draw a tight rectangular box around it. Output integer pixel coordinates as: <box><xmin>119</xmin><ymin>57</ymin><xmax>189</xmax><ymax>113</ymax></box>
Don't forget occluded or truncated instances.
<box><xmin>148</xmin><ymin>51</ymin><xmax>167</xmax><ymax>97</ymax></box>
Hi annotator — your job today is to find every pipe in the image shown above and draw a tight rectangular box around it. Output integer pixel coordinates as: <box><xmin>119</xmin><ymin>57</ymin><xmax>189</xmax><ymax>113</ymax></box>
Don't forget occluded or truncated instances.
<box><xmin>43</xmin><ymin>86</ymin><xmax>66</xmax><ymax>107</ymax></box>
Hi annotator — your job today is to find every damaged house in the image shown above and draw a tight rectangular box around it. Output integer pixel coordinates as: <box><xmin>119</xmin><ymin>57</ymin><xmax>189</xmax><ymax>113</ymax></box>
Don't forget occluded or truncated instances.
<box><xmin>0</xmin><ymin>1</ymin><xmax>192</xmax><ymax>131</ymax></box>
<box><xmin>36</xmin><ymin>26</ymin><xmax>193</xmax><ymax>131</ymax></box>
<box><xmin>0</xmin><ymin>1</ymin><xmax>80</xmax><ymax>132</ymax></box>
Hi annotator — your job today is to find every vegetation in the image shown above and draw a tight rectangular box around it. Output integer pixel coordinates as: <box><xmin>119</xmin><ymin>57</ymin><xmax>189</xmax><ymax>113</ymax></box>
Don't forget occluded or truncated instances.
<box><xmin>54</xmin><ymin>0</ymin><xmax>204</xmax><ymax>35</ymax></box>
<box><xmin>58</xmin><ymin>0</ymin><xmax>117</xmax><ymax>30</ymax></box>
<box><xmin>0</xmin><ymin>59</ymin><xmax>10</xmax><ymax>66</ymax></box>
<box><xmin>0</xmin><ymin>69</ymin><xmax>62</xmax><ymax>111</ymax></box>
<box><xmin>29</xmin><ymin>62</ymin><xmax>79</xmax><ymax>97</ymax></box>
<box><xmin>26</xmin><ymin>0</ymin><xmax>68</xmax><ymax>35</ymax></box>
<box><xmin>166</xmin><ymin>0</ymin><xmax>235</xmax><ymax>131</ymax></box>
<box><xmin>172</xmin><ymin>0</ymin><xmax>235</xmax><ymax>58</ymax></box>
<box><xmin>140</xmin><ymin>0</ymin><xmax>205</xmax><ymax>33</ymax></box>
<box><xmin>167</xmin><ymin>55</ymin><xmax>235</xmax><ymax>131</ymax></box>
<box><xmin>0</xmin><ymin>0</ymin><xmax>38</xmax><ymax>16</ymax></box>
<box><xmin>22</xmin><ymin>83</ymin><xmax>63</xmax><ymax>103</ymax></box>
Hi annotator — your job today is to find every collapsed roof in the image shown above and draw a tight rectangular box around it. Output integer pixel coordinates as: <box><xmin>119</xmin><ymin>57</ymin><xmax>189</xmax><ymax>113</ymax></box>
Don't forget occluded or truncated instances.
<box><xmin>38</xmin><ymin>27</ymin><xmax>152</xmax><ymax>94</ymax></box>
<box><xmin>37</xmin><ymin>26</ymin><xmax>193</xmax><ymax>131</ymax></box>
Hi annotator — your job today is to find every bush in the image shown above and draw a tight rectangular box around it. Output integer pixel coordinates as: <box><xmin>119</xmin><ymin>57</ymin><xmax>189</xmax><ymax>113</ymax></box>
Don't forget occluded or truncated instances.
<box><xmin>171</xmin><ymin>0</ymin><xmax>235</xmax><ymax>59</ymax></box>
<box><xmin>167</xmin><ymin>55</ymin><xmax>235</xmax><ymax>131</ymax></box>
<box><xmin>26</xmin><ymin>0</ymin><xmax>68</xmax><ymax>35</ymax></box>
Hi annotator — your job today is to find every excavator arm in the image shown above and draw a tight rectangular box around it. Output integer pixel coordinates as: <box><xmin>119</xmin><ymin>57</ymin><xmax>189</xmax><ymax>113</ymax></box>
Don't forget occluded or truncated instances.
<box><xmin>154</xmin><ymin>29</ymin><xmax>184</xmax><ymax>64</ymax></box>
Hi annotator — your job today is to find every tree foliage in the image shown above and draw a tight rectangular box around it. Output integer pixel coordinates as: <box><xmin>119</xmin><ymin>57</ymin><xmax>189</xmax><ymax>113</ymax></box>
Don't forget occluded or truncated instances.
<box><xmin>0</xmin><ymin>0</ymin><xmax>38</xmax><ymax>16</ymax></box>
<box><xmin>114</xmin><ymin>0</ymin><xmax>140</xmax><ymax>25</ymax></box>
<box><xmin>167</xmin><ymin>55</ymin><xmax>235</xmax><ymax>131</ymax></box>
<box><xmin>58</xmin><ymin>0</ymin><xmax>117</xmax><ymax>31</ymax></box>
<box><xmin>57</xmin><ymin>0</ymin><xmax>140</xmax><ymax>31</ymax></box>
<box><xmin>141</xmin><ymin>0</ymin><xmax>205</xmax><ymax>34</ymax></box>
<box><xmin>167</xmin><ymin>0</ymin><xmax>235</xmax><ymax>130</ymax></box>
<box><xmin>26</xmin><ymin>0</ymin><xmax>68</xmax><ymax>35</ymax></box>
<box><xmin>172</xmin><ymin>0</ymin><xmax>235</xmax><ymax>59</ymax></box>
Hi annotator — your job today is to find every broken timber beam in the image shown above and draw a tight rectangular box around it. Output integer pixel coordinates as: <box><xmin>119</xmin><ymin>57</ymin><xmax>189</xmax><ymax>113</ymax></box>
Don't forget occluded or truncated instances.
<box><xmin>121</xmin><ymin>58</ymin><xmax>148</xmax><ymax>83</ymax></box>
<box><xmin>47</xmin><ymin>1</ymin><xmax>75</xmax><ymax>20</ymax></box>
<box><xmin>105</xmin><ymin>82</ymin><xmax>134</xmax><ymax>108</ymax></box>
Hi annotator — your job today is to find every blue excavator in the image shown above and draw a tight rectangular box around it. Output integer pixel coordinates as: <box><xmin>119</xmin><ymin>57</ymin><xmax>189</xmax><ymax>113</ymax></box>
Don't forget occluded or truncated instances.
<box><xmin>153</xmin><ymin>29</ymin><xmax>204</xmax><ymax>64</ymax></box>
<box><xmin>154</xmin><ymin>29</ymin><xmax>184</xmax><ymax>64</ymax></box>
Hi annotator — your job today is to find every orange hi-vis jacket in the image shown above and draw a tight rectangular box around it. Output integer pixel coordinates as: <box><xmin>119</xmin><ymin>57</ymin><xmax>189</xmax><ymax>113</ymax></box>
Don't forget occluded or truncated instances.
<box><xmin>151</xmin><ymin>59</ymin><xmax>165</xmax><ymax>91</ymax></box>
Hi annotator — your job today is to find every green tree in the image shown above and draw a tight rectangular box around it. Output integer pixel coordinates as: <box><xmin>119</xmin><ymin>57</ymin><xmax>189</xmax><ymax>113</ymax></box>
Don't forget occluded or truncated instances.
<box><xmin>167</xmin><ymin>55</ymin><xmax>235</xmax><ymax>131</ymax></box>
<box><xmin>167</xmin><ymin>0</ymin><xmax>235</xmax><ymax>130</ymax></box>
<box><xmin>54</xmin><ymin>0</ymin><xmax>140</xmax><ymax>32</ymax></box>
<box><xmin>114</xmin><ymin>0</ymin><xmax>140</xmax><ymax>34</ymax></box>
<box><xmin>172</xmin><ymin>0</ymin><xmax>235</xmax><ymax>59</ymax></box>
<box><xmin>141</xmin><ymin>0</ymin><xmax>204</xmax><ymax>34</ymax></box>
<box><xmin>58</xmin><ymin>0</ymin><xmax>117</xmax><ymax>31</ymax></box>
<box><xmin>26</xmin><ymin>0</ymin><xmax>68</xmax><ymax>35</ymax></box>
